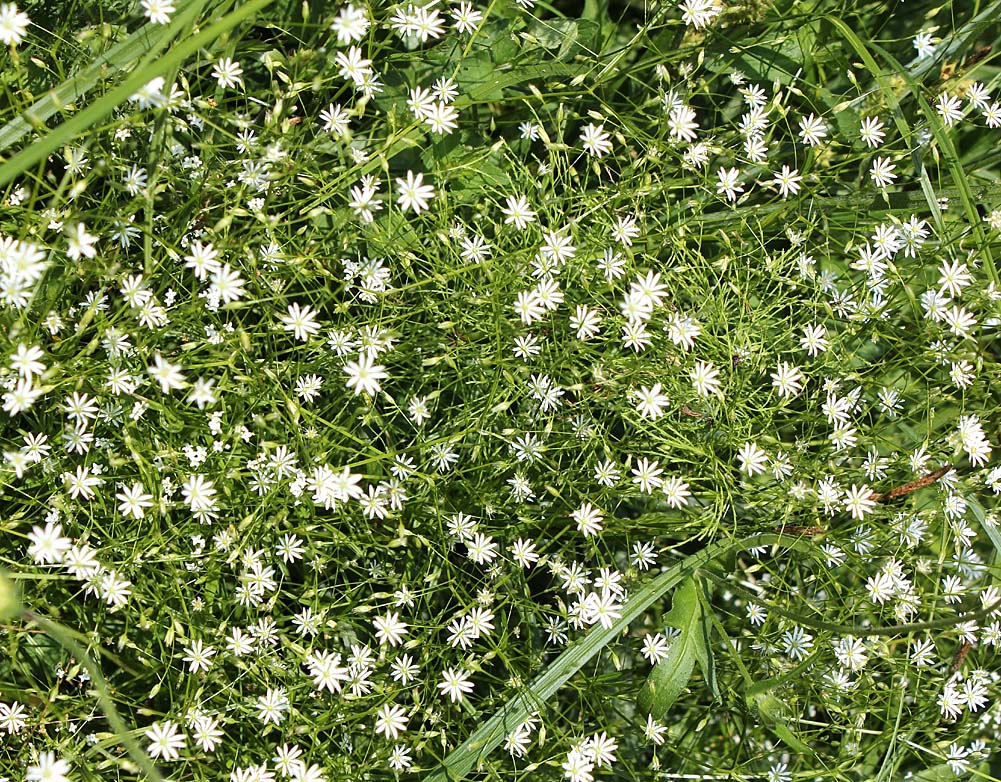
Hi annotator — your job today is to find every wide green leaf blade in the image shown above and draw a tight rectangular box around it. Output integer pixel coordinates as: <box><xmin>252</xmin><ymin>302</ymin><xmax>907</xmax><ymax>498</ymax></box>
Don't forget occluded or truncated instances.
<box><xmin>426</xmin><ymin>533</ymin><xmax>815</xmax><ymax>782</ymax></box>
<box><xmin>0</xmin><ymin>0</ymin><xmax>276</xmax><ymax>190</ymax></box>
<box><xmin>637</xmin><ymin>575</ymin><xmax>715</xmax><ymax>719</ymax></box>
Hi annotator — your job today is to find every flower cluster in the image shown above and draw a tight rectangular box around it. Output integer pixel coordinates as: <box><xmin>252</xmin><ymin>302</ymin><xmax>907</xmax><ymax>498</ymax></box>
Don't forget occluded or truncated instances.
<box><xmin>1</xmin><ymin>0</ymin><xmax>1000</xmax><ymax>780</ymax></box>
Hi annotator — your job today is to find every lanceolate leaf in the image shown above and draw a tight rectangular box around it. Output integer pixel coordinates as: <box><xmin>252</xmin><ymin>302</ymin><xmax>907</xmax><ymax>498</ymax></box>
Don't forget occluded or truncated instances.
<box><xmin>427</xmin><ymin>534</ymin><xmax>815</xmax><ymax>782</ymax></box>
<box><xmin>636</xmin><ymin>575</ymin><xmax>715</xmax><ymax>719</ymax></box>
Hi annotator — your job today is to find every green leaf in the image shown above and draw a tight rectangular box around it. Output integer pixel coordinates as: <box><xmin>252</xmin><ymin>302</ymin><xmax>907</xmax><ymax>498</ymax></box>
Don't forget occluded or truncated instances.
<box><xmin>0</xmin><ymin>7</ymin><xmax>194</xmax><ymax>155</ymax></box>
<box><xmin>0</xmin><ymin>0</ymin><xmax>278</xmax><ymax>190</ymax></box>
<box><xmin>425</xmin><ymin>534</ymin><xmax>816</xmax><ymax>782</ymax></box>
<box><xmin>747</xmin><ymin>680</ymin><xmax>820</xmax><ymax>758</ymax></box>
<box><xmin>913</xmin><ymin>763</ymin><xmax>962</xmax><ymax>782</ymax></box>
<box><xmin>770</xmin><ymin>721</ymin><xmax>815</xmax><ymax>756</ymax></box>
<box><xmin>636</xmin><ymin>575</ymin><xmax>715</xmax><ymax>719</ymax></box>
<box><xmin>704</xmin><ymin>40</ymin><xmax>803</xmax><ymax>86</ymax></box>
<box><xmin>967</xmin><ymin>498</ymin><xmax>1001</xmax><ymax>565</ymax></box>
<box><xmin>0</xmin><ymin>570</ymin><xmax>21</xmax><ymax>620</ymax></box>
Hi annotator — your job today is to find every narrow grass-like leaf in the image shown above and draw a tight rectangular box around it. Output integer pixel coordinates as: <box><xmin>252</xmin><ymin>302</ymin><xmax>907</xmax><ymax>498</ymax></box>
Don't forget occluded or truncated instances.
<box><xmin>968</xmin><ymin>497</ymin><xmax>1001</xmax><ymax>564</ymax></box>
<box><xmin>0</xmin><ymin>0</ymin><xmax>275</xmax><ymax>190</ymax></box>
<box><xmin>869</xmin><ymin>41</ymin><xmax>1000</xmax><ymax>288</ymax></box>
<box><xmin>22</xmin><ymin>609</ymin><xmax>166</xmax><ymax>782</ymax></box>
<box><xmin>825</xmin><ymin>17</ymin><xmax>946</xmax><ymax>236</ymax></box>
<box><xmin>907</xmin><ymin>0</ymin><xmax>1001</xmax><ymax>84</ymax></box>
<box><xmin>426</xmin><ymin>533</ymin><xmax>815</xmax><ymax>782</ymax></box>
<box><xmin>0</xmin><ymin>569</ymin><xmax>21</xmax><ymax>619</ymax></box>
<box><xmin>0</xmin><ymin>0</ymin><xmax>207</xmax><ymax>155</ymax></box>
<box><xmin>835</xmin><ymin>0</ymin><xmax>1001</xmax><ymax>114</ymax></box>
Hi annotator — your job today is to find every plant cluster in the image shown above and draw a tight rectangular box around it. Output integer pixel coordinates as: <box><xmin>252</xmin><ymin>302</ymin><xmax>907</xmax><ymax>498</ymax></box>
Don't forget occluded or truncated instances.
<box><xmin>1</xmin><ymin>0</ymin><xmax>1001</xmax><ymax>780</ymax></box>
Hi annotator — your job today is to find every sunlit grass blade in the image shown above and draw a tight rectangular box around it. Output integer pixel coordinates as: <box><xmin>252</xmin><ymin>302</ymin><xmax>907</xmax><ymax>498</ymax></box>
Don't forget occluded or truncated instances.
<box><xmin>0</xmin><ymin>0</ymin><xmax>276</xmax><ymax>190</ymax></box>
<box><xmin>0</xmin><ymin>0</ymin><xmax>206</xmax><ymax>155</ymax></box>
<box><xmin>427</xmin><ymin>533</ymin><xmax>815</xmax><ymax>782</ymax></box>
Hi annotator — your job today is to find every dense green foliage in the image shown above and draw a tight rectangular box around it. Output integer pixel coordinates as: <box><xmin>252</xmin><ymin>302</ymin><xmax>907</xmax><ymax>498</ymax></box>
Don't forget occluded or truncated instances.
<box><xmin>1</xmin><ymin>0</ymin><xmax>1001</xmax><ymax>780</ymax></box>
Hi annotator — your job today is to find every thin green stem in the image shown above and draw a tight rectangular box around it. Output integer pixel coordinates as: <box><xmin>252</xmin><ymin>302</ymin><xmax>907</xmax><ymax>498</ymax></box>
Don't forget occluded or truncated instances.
<box><xmin>21</xmin><ymin>610</ymin><xmax>165</xmax><ymax>782</ymax></box>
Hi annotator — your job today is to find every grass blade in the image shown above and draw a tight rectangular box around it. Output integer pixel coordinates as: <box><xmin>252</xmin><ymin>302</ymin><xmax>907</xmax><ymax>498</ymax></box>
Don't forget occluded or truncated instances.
<box><xmin>0</xmin><ymin>0</ymin><xmax>275</xmax><ymax>190</ymax></box>
<box><xmin>426</xmin><ymin>532</ymin><xmax>815</xmax><ymax>782</ymax></box>
<box><xmin>0</xmin><ymin>0</ymin><xmax>205</xmax><ymax>155</ymax></box>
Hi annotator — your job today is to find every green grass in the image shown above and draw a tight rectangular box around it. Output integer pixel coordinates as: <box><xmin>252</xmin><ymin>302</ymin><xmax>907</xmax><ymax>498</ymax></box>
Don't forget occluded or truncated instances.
<box><xmin>1</xmin><ymin>0</ymin><xmax>1001</xmax><ymax>780</ymax></box>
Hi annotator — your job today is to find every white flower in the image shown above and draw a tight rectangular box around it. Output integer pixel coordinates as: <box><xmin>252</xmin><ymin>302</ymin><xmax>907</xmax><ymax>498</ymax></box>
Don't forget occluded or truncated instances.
<box><xmin>631</xmin><ymin>457</ymin><xmax>664</xmax><ymax>493</ymax></box>
<box><xmin>148</xmin><ymin>353</ymin><xmax>187</xmax><ymax>392</ymax></box>
<box><xmin>716</xmin><ymin>166</ymin><xmax>744</xmax><ymax>201</ymax></box>
<box><xmin>0</xmin><ymin>3</ymin><xmax>30</xmax><ymax>46</ymax></box>
<box><xmin>585</xmin><ymin>731</ymin><xmax>618</xmax><ymax>767</ymax></box>
<box><xmin>737</xmin><ymin>442</ymin><xmax>768</xmax><ymax>476</ymax></box>
<box><xmin>800</xmin><ymin>324</ymin><xmax>828</xmax><ymax>356</ymax></box>
<box><xmin>26</xmin><ymin>752</ymin><xmax>71</xmax><ymax>782</ymax></box>
<box><xmin>305</xmin><ymin>650</ymin><xmax>348</xmax><ymax>693</ymax></box>
<box><xmin>0</xmin><ymin>701</ymin><xmax>27</xmax><ymax>735</ymax></box>
<box><xmin>843</xmin><ymin>484</ymin><xmax>876</xmax><ymax>520</ymax></box>
<box><xmin>641</xmin><ymin>633</ymin><xmax>671</xmax><ymax>664</ymax></box>
<box><xmin>679</xmin><ymin>0</ymin><xmax>719</xmax><ymax>29</ymax></box>
<box><xmin>771</xmin><ymin>165</ymin><xmax>801</xmax><ymax>198</ymax></box>
<box><xmin>572</xmin><ymin>502</ymin><xmax>604</xmax><ymax>537</ymax></box>
<box><xmin>117</xmin><ymin>482</ymin><xmax>153</xmax><ymax>519</ymax></box>
<box><xmin>690</xmin><ymin>360</ymin><xmax>721</xmax><ymax>397</ymax></box>
<box><xmin>181</xmin><ymin>640</ymin><xmax>216</xmax><ymax>673</ymax></box>
<box><xmin>181</xmin><ymin>474</ymin><xmax>216</xmax><ymax>512</ymax></box>
<box><xmin>580</xmin><ymin>123</ymin><xmax>613</xmax><ymax>157</ymax></box>
<box><xmin>63</xmin><ymin>465</ymin><xmax>103</xmax><ymax>501</ymax></box>
<box><xmin>500</xmin><ymin>194</ymin><xmax>536</xmax><ymax>229</ymax></box>
<box><xmin>395</xmin><ymin>170</ymin><xmax>435</xmax><ymax>214</ymax></box>
<box><xmin>335</xmin><ymin>45</ymin><xmax>372</xmax><ymax>84</ymax></box>
<box><xmin>644</xmin><ymin>714</ymin><xmax>667</xmax><ymax>745</ymax></box>
<box><xmin>130</xmin><ymin>77</ymin><xmax>166</xmax><ymax>108</ymax></box>
<box><xmin>938</xmin><ymin>259</ymin><xmax>973</xmax><ymax>298</ymax></box>
<box><xmin>770</xmin><ymin>361</ymin><xmax>804</xmax><ymax>398</ymax></box>
<box><xmin>255</xmin><ymin>688</ymin><xmax>289</xmax><ymax>725</ymax></box>
<box><xmin>343</xmin><ymin>353</ymin><xmax>388</xmax><ymax>396</ymax></box>
<box><xmin>662</xmin><ymin>476</ymin><xmax>691</xmax><ymax>508</ymax></box>
<box><xmin>424</xmin><ymin>101</ymin><xmax>459</xmax><ymax>134</ymax></box>
<box><xmin>798</xmin><ymin>113</ymin><xmax>827</xmax><ymax>146</ymax></box>
<box><xmin>936</xmin><ymin>92</ymin><xmax>964</xmax><ymax>127</ymax></box>
<box><xmin>66</xmin><ymin>223</ymin><xmax>97</xmax><ymax>261</ymax></box>
<box><xmin>2</xmin><ymin>376</ymin><xmax>43</xmax><ymax>414</ymax></box>
<box><xmin>562</xmin><ymin>747</ymin><xmax>595</xmax><ymax>782</ymax></box>
<box><xmin>388</xmin><ymin>744</ymin><xmax>412</xmax><ymax>771</ymax></box>
<box><xmin>330</xmin><ymin>3</ymin><xmax>370</xmax><ymax>44</ymax></box>
<box><xmin>209</xmin><ymin>264</ymin><xmax>246</xmax><ymax>304</ymax></box>
<box><xmin>141</xmin><ymin>0</ymin><xmax>175</xmax><ymax>24</ymax></box>
<box><xmin>634</xmin><ymin>383</ymin><xmax>669</xmax><ymax>420</ymax></box>
<box><xmin>145</xmin><ymin>720</ymin><xmax>186</xmax><ymax>760</ymax></box>
<box><xmin>282</xmin><ymin>302</ymin><xmax>322</xmax><ymax>342</ymax></box>
<box><xmin>450</xmin><ymin>1</ymin><xmax>482</xmax><ymax>33</ymax></box>
<box><xmin>212</xmin><ymin>57</ymin><xmax>244</xmax><ymax>89</ymax></box>
<box><xmin>510</xmin><ymin>538</ymin><xmax>539</xmax><ymax>568</ymax></box>
<box><xmin>374</xmin><ymin>702</ymin><xmax>409</xmax><ymax>740</ymax></box>
<box><xmin>187</xmin><ymin>377</ymin><xmax>218</xmax><ymax>409</ymax></box>
<box><xmin>184</xmin><ymin>240</ymin><xmax>220</xmax><ymax>280</ymax></box>
<box><xmin>913</xmin><ymin>31</ymin><xmax>936</xmax><ymax>59</ymax></box>
<box><xmin>465</xmin><ymin>532</ymin><xmax>498</xmax><ymax>564</ymax></box>
<box><xmin>437</xmin><ymin>667</ymin><xmax>474</xmax><ymax>702</ymax></box>
<box><xmin>570</xmin><ymin>305</ymin><xmax>601</xmax><ymax>339</ymax></box>
<box><xmin>27</xmin><ymin>520</ymin><xmax>71</xmax><ymax>564</ymax></box>
<box><xmin>869</xmin><ymin>156</ymin><xmax>896</xmax><ymax>188</ymax></box>
<box><xmin>668</xmin><ymin>103</ymin><xmax>699</xmax><ymax>142</ymax></box>
<box><xmin>372</xmin><ymin>611</ymin><xmax>408</xmax><ymax>647</ymax></box>
<box><xmin>781</xmin><ymin>626</ymin><xmax>813</xmax><ymax>660</ymax></box>
<box><xmin>859</xmin><ymin>116</ymin><xmax>885</xmax><ymax>148</ymax></box>
<box><xmin>9</xmin><ymin>343</ymin><xmax>45</xmax><ymax>381</ymax></box>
